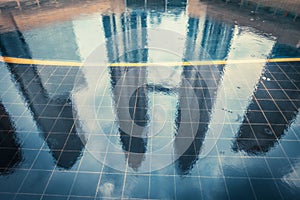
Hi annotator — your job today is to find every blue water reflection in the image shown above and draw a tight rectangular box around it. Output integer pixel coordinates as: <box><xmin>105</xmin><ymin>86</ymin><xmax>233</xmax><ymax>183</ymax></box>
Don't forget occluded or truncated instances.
<box><xmin>0</xmin><ymin>0</ymin><xmax>299</xmax><ymax>199</ymax></box>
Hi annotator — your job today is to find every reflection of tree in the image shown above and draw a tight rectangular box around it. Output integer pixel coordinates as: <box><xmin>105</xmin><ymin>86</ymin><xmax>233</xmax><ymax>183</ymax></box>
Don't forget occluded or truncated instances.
<box><xmin>0</xmin><ymin>103</ymin><xmax>21</xmax><ymax>175</ymax></box>
<box><xmin>0</xmin><ymin>14</ymin><xmax>85</xmax><ymax>169</ymax></box>
<box><xmin>233</xmin><ymin>61</ymin><xmax>300</xmax><ymax>154</ymax></box>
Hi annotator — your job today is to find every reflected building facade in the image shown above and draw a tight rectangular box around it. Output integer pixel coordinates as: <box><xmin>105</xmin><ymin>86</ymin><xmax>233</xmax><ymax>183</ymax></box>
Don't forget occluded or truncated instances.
<box><xmin>174</xmin><ymin>66</ymin><xmax>212</xmax><ymax>174</ymax></box>
<box><xmin>102</xmin><ymin>0</ymin><xmax>234</xmax><ymax>173</ymax></box>
<box><xmin>0</xmin><ymin>13</ymin><xmax>85</xmax><ymax>169</ymax></box>
<box><xmin>184</xmin><ymin>4</ymin><xmax>234</xmax><ymax>61</ymax></box>
<box><xmin>233</xmin><ymin>59</ymin><xmax>300</xmax><ymax>154</ymax></box>
<box><xmin>0</xmin><ymin>102</ymin><xmax>21</xmax><ymax>175</ymax></box>
<box><xmin>102</xmin><ymin>2</ymin><xmax>149</xmax><ymax>171</ymax></box>
<box><xmin>175</xmin><ymin>0</ymin><xmax>234</xmax><ymax>174</ymax></box>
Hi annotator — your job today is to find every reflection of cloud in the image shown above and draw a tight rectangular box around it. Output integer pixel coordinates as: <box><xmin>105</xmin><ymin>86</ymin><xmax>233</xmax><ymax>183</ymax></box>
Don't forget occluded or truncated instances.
<box><xmin>282</xmin><ymin>161</ymin><xmax>300</xmax><ymax>188</ymax></box>
<box><xmin>99</xmin><ymin>182</ymin><xmax>114</xmax><ymax>197</ymax></box>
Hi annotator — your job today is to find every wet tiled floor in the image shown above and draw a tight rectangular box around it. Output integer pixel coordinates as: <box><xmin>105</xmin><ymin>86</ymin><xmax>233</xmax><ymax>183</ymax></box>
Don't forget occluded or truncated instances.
<box><xmin>0</xmin><ymin>0</ymin><xmax>300</xmax><ymax>199</ymax></box>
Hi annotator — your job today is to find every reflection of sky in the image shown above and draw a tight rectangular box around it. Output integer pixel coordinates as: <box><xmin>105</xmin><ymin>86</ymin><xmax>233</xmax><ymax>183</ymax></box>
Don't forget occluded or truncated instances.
<box><xmin>73</xmin><ymin>14</ymin><xmax>106</xmax><ymax>61</ymax></box>
<box><xmin>220</xmin><ymin>26</ymin><xmax>275</xmax><ymax>128</ymax></box>
<box><xmin>19</xmin><ymin>8</ymin><xmax>280</xmax><ymax>62</ymax></box>
<box><xmin>68</xmin><ymin>8</ymin><xmax>300</xmax><ymax>198</ymax></box>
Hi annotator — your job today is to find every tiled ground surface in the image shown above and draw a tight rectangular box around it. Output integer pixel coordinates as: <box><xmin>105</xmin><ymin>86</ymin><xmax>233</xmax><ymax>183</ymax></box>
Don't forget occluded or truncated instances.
<box><xmin>0</xmin><ymin>60</ymin><xmax>299</xmax><ymax>199</ymax></box>
<box><xmin>0</xmin><ymin>0</ymin><xmax>299</xmax><ymax>199</ymax></box>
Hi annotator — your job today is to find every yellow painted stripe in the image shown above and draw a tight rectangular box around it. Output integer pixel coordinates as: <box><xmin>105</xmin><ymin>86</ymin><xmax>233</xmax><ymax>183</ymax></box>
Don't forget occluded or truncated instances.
<box><xmin>0</xmin><ymin>56</ymin><xmax>82</xmax><ymax>66</ymax></box>
<box><xmin>0</xmin><ymin>56</ymin><xmax>299</xmax><ymax>67</ymax></box>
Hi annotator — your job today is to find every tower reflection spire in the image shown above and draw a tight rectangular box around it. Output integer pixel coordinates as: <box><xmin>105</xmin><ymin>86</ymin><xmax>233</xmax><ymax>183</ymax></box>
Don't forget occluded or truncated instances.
<box><xmin>102</xmin><ymin>2</ymin><xmax>149</xmax><ymax>171</ymax></box>
<box><xmin>234</xmin><ymin>60</ymin><xmax>300</xmax><ymax>154</ymax></box>
<box><xmin>0</xmin><ymin>102</ymin><xmax>22</xmax><ymax>175</ymax></box>
<box><xmin>175</xmin><ymin>0</ymin><xmax>234</xmax><ymax>174</ymax></box>
<box><xmin>0</xmin><ymin>13</ymin><xmax>85</xmax><ymax>169</ymax></box>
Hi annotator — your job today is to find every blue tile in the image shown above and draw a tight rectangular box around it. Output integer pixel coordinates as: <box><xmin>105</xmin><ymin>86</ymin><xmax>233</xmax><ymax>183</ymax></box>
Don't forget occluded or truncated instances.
<box><xmin>0</xmin><ymin>170</ymin><xmax>27</xmax><ymax>193</ymax></box>
<box><xmin>250</xmin><ymin>179</ymin><xmax>283</xmax><ymax>200</ymax></box>
<box><xmin>200</xmin><ymin>177</ymin><xmax>229</xmax><ymax>200</ymax></box>
<box><xmin>149</xmin><ymin>175</ymin><xmax>175</xmax><ymax>199</ymax></box>
<box><xmin>45</xmin><ymin>171</ymin><xmax>76</xmax><ymax>195</ymax></box>
<box><xmin>20</xmin><ymin>170</ymin><xmax>51</xmax><ymax>194</ymax></box>
<box><xmin>226</xmin><ymin>178</ymin><xmax>255</xmax><ymax>200</ymax></box>
<box><xmin>175</xmin><ymin>176</ymin><xmax>202</xmax><ymax>199</ymax></box>
<box><xmin>15</xmin><ymin>194</ymin><xmax>41</xmax><ymax>200</ymax></box>
<box><xmin>70</xmin><ymin>172</ymin><xmax>100</xmax><ymax>197</ymax></box>
<box><xmin>0</xmin><ymin>2</ymin><xmax>299</xmax><ymax>199</ymax></box>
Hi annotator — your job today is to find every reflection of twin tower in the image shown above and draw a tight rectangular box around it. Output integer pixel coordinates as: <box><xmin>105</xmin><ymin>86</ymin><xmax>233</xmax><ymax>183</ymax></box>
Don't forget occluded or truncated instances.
<box><xmin>0</xmin><ymin>14</ymin><xmax>85</xmax><ymax>173</ymax></box>
<box><xmin>102</xmin><ymin>1</ymin><xmax>234</xmax><ymax>173</ymax></box>
<box><xmin>233</xmin><ymin>62</ymin><xmax>300</xmax><ymax>154</ymax></box>
<box><xmin>102</xmin><ymin>0</ymin><xmax>300</xmax><ymax>173</ymax></box>
<box><xmin>1</xmin><ymin>0</ymin><xmax>298</xmax><ymax>175</ymax></box>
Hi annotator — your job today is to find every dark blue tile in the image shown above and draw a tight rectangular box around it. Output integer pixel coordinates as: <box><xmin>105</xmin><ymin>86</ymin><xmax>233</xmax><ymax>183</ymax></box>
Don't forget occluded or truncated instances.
<box><xmin>20</xmin><ymin>170</ymin><xmax>52</xmax><ymax>194</ymax></box>
<box><xmin>32</xmin><ymin>150</ymin><xmax>56</xmax><ymax>170</ymax></box>
<box><xmin>149</xmin><ymin>175</ymin><xmax>175</xmax><ymax>199</ymax></box>
<box><xmin>222</xmin><ymin>157</ymin><xmax>249</xmax><ymax>178</ymax></box>
<box><xmin>0</xmin><ymin>193</ymin><xmax>15</xmax><ymax>200</ymax></box>
<box><xmin>15</xmin><ymin>194</ymin><xmax>41</xmax><ymax>200</ymax></box>
<box><xmin>243</xmin><ymin>158</ymin><xmax>273</xmax><ymax>178</ymax></box>
<box><xmin>69</xmin><ymin>197</ymin><xmax>94</xmax><ymax>200</ymax></box>
<box><xmin>45</xmin><ymin>171</ymin><xmax>76</xmax><ymax>195</ymax></box>
<box><xmin>200</xmin><ymin>177</ymin><xmax>229</xmax><ymax>200</ymax></box>
<box><xmin>42</xmin><ymin>196</ymin><xmax>68</xmax><ymax>200</ymax></box>
<box><xmin>175</xmin><ymin>176</ymin><xmax>202</xmax><ymax>199</ymax></box>
<box><xmin>277</xmin><ymin>179</ymin><xmax>300</xmax><ymax>200</ymax></box>
<box><xmin>279</xmin><ymin>141</ymin><xmax>300</xmax><ymax>158</ymax></box>
<box><xmin>250</xmin><ymin>179</ymin><xmax>283</xmax><ymax>200</ymax></box>
<box><xmin>266</xmin><ymin>158</ymin><xmax>295</xmax><ymax>178</ymax></box>
<box><xmin>0</xmin><ymin>170</ymin><xmax>27</xmax><ymax>193</ymax></box>
<box><xmin>226</xmin><ymin>178</ymin><xmax>255</xmax><ymax>200</ymax></box>
<box><xmin>70</xmin><ymin>172</ymin><xmax>100</xmax><ymax>197</ymax></box>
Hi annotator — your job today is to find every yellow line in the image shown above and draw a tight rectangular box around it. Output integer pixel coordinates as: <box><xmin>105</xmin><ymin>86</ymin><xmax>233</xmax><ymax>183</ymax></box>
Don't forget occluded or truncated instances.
<box><xmin>267</xmin><ymin>58</ymin><xmax>300</xmax><ymax>63</ymax></box>
<box><xmin>0</xmin><ymin>56</ymin><xmax>299</xmax><ymax>67</ymax></box>
<box><xmin>0</xmin><ymin>56</ymin><xmax>82</xmax><ymax>67</ymax></box>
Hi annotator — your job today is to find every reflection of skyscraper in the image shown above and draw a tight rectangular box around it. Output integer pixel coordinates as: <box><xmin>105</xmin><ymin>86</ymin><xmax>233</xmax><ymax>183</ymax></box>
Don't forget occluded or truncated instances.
<box><xmin>168</xmin><ymin>0</ymin><xmax>187</xmax><ymax>7</ymax></box>
<box><xmin>199</xmin><ymin>19</ymin><xmax>233</xmax><ymax>60</ymax></box>
<box><xmin>102</xmin><ymin>11</ymin><xmax>147</xmax><ymax>63</ymax></box>
<box><xmin>174</xmin><ymin>66</ymin><xmax>211</xmax><ymax>174</ymax></box>
<box><xmin>233</xmin><ymin>61</ymin><xmax>300</xmax><ymax>154</ymax></box>
<box><xmin>183</xmin><ymin>17</ymin><xmax>234</xmax><ymax>61</ymax></box>
<box><xmin>102</xmin><ymin>9</ymin><xmax>149</xmax><ymax>171</ymax></box>
<box><xmin>0</xmin><ymin>14</ymin><xmax>85</xmax><ymax>169</ymax></box>
<box><xmin>270</xmin><ymin>43</ymin><xmax>300</xmax><ymax>59</ymax></box>
<box><xmin>175</xmin><ymin>2</ymin><xmax>233</xmax><ymax>173</ymax></box>
<box><xmin>102</xmin><ymin>0</ymin><xmax>234</xmax><ymax>172</ymax></box>
<box><xmin>184</xmin><ymin>0</ymin><xmax>233</xmax><ymax>62</ymax></box>
<box><xmin>0</xmin><ymin>102</ymin><xmax>22</xmax><ymax>175</ymax></box>
<box><xmin>112</xmin><ymin>67</ymin><xmax>149</xmax><ymax>171</ymax></box>
<box><xmin>126</xmin><ymin>0</ymin><xmax>146</xmax><ymax>9</ymax></box>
